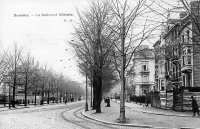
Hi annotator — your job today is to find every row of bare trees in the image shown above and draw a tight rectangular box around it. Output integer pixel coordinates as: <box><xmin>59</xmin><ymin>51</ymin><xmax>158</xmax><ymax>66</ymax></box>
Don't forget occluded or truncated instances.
<box><xmin>0</xmin><ymin>44</ymin><xmax>84</xmax><ymax>108</ymax></box>
<box><xmin>70</xmin><ymin>0</ymin><xmax>200</xmax><ymax>123</ymax></box>
<box><xmin>70</xmin><ymin>0</ymin><xmax>158</xmax><ymax>122</ymax></box>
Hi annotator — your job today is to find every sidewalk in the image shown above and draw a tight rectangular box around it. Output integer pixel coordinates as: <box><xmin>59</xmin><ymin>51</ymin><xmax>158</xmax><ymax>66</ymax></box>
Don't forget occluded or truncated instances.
<box><xmin>0</xmin><ymin>103</ymin><xmax>65</xmax><ymax>112</ymax></box>
<box><xmin>119</xmin><ymin>100</ymin><xmax>192</xmax><ymax>117</ymax></box>
<box><xmin>83</xmin><ymin>100</ymin><xmax>200</xmax><ymax>129</ymax></box>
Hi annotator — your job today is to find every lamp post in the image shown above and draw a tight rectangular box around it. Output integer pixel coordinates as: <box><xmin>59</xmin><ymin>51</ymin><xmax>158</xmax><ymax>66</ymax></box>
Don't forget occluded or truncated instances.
<box><xmin>85</xmin><ymin>68</ymin><xmax>88</xmax><ymax>111</ymax></box>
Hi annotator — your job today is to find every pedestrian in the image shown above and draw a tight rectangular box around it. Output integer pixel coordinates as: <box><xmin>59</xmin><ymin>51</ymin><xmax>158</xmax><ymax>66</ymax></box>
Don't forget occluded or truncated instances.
<box><xmin>65</xmin><ymin>99</ymin><xmax>67</xmax><ymax>105</ymax></box>
<box><xmin>191</xmin><ymin>96</ymin><xmax>199</xmax><ymax>117</ymax></box>
<box><xmin>145</xmin><ymin>94</ymin><xmax>150</xmax><ymax>107</ymax></box>
<box><xmin>105</xmin><ymin>97</ymin><xmax>110</xmax><ymax>107</ymax></box>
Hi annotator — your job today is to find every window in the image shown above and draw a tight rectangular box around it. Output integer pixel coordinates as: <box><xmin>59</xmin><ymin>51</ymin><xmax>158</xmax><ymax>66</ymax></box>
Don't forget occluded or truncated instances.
<box><xmin>182</xmin><ymin>56</ymin><xmax>185</xmax><ymax>66</ymax></box>
<box><xmin>182</xmin><ymin>35</ymin><xmax>185</xmax><ymax>42</ymax></box>
<box><xmin>142</xmin><ymin>75</ymin><xmax>149</xmax><ymax>82</ymax></box>
<box><xmin>141</xmin><ymin>61</ymin><xmax>149</xmax><ymax>72</ymax></box>
<box><xmin>188</xmin><ymin>49</ymin><xmax>191</xmax><ymax>53</ymax></box>
<box><xmin>182</xmin><ymin>48</ymin><xmax>192</xmax><ymax>66</ymax></box>
<box><xmin>143</xmin><ymin>65</ymin><xmax>147</xmax><ymax>71</ymax></box>
<box><xmin>183</xmin><ymin>50</ymin><xmax>186</xmax><ymax>54</ymax></box>
<box><xmin>175</xmin><ymin>28</ymin><xmax>177</xmax><ymax>39</ymax></box>
<box><xmin>187</xmin><ymin>30</ymin><xmax>190</xmax><ymax>42</ymax></box>
<box><xmin>160</xmin><ymin>65</ymin><xmax>164</xmax><ymax>74</ymax></box>
<box><xmin>176</xmin><ymin>64</ymin><xmax>179</xmax><ymax>77</ymax></box>
<box><xmin>161</xmin><ymin>80</ymin><xmax>165</xmax><ymax>91</ymax></box>
<box><xmin>187</xmin><ymin>56</ymin><xmax>191</xmax><ymax>64</ymax></box>
<box><xmin>173</xmin><ymin>65</ymin><xmax>176</xmax><ymax>78</ymax></box>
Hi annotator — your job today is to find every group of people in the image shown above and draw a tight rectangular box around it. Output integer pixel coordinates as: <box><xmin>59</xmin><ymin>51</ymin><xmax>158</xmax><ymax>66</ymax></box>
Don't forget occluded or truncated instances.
<box><xmin>64</xmin><ymin>97</ymin><xmax>75</xmax><ymax>104</ymax></box>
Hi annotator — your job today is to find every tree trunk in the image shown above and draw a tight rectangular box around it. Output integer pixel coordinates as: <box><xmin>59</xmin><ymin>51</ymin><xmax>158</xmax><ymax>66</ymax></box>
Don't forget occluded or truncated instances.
<box><xmin>91</xmin><ymin>78</ymin><xmax>93</xmax><ymax>107</ymax></box>
<box><xmin>41</xmin><ymin>85</ymin><xmax>44</xmax><ymax>105</ymax></box>
<box><xmin>119</xmin><ymin>13</ymin><xmax>126</xmax><ymax>122</ymax></box>
<box><xmin>48</xmin><ymin>83</ymin><xmax>50</xmax><ymax>104</ymax></box>
<box><xmin>60</xmin><ymin>92</ymin><xmax>62</xmax><ymax>103</ymax></box>
<box><xmin>12</xmin><ymin>71</ymin><xmax>17</xmax><ymax>108</ymax></box>
<box><xmin>47</xmin><ymin>91</ymin><xmax>50</xmax><ymax>104</ymax></box>
<box><xmin>34</xmin><ymin>87</ymin><xmax>37</xmax><ymax>106</ymax></box>
<box><xmin>92</xmin><ymin>71</ymin><xmax>97</xmax><ymax>110</ymax></box>
<box><xmin>24</xmin><ymin>73</ymin><xmax>28</xmax><ymax>106</ymax></box>
<box><xmin>9</xmin><ymin>83</ymin><xmax>11</xmax><ymax>109</ymax></box>
<box><xmin>57</xmin><ymin>86</ymin><xmax>59</xmax><ymax>103</ymax></box>
<box><xmin>96</xmin><ymin>74</ymin><xmax>102</xmax><ymax>113</ymax></box>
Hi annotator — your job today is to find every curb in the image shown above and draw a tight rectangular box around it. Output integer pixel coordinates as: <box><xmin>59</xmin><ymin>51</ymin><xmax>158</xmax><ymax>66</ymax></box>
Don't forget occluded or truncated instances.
<box><xmin>82</xmin><ymin>110</ymin><xmax>200</xmax><ymax>129</ymax></box>
<box><xmin>82</xmin><ymin>111</ymin><xmax>153</xmax><ymax>128</ymax></box>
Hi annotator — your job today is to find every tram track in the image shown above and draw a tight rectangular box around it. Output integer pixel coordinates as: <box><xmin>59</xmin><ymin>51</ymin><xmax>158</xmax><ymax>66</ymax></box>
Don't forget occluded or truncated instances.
<box><xmin>60</xmin><ymin>104</ymin><xmax>130</xmax><ymax>129</ymax></box>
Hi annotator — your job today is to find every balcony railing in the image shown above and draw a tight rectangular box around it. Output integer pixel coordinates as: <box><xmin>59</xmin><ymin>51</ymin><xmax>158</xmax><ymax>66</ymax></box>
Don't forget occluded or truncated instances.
<box><xmin>140</xmin><ymin>70</ymin><xmax>150</xmax><ymax>74</ymax></box>
<box><xmin>141</xmin><ymin>81</ymin><xmax>150</xmax><ymax>85</ymax></box>
<box><xmin>181</xmin><ymin>65</ymin><xmax>192</xmax><ymax>72</ymax></box>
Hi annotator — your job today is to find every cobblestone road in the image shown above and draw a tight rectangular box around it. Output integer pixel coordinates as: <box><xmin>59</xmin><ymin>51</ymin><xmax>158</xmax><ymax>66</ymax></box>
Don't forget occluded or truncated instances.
<box><xmin>0</xmin><ymin>102</ymin><xmax>148</xmax><ymax>129</ymax></box>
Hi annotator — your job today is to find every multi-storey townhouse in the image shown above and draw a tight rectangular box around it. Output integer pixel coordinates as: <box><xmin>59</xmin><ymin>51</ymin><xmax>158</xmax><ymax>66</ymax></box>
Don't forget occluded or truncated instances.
<box><xmin>127</xmin><ymin>45</ymin><xmax>155</xmax><ymax>96</ymax></box>
<box><xmin>163</xmin><ymin>18</ymin><xmax>182</xmax><ymax>90</ymax></box>
<box><xmin>154</xmin><ymin>39</ymin><xmax>166</xmax><ymax>92</ymax></box>
<box><xmin>153</xmin><ymin>1</ymin><xmax>200</xmax><ymax>111</ymax></box>
<box><xmin>164</xmin><ymin>1</ymin><xmax>200</xmax><ymax>89</ymax></box>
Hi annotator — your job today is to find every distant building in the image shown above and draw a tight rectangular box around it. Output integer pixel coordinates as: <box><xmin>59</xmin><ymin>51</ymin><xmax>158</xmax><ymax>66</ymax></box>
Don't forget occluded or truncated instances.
<box><xmin>126</xmin><ymin>45</ymin><xmax>155</xmax><ymax>96</ymax></box>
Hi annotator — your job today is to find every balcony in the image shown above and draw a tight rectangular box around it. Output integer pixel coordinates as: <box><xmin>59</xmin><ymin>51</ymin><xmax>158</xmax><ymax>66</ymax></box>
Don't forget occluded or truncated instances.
<box><xmin>181</xmin><ymin>41</ymin><xmax>193</xmax><ymax>48</ymax></box>
<box><xmin>181</xmin><ymin>65</ymin><xmax>192</xmax><ymax>73</ymax></box>
<box><xmin>141</xmin><ymin>81</ymin><xmax>150</xmax><ymax>85</ymax></box>
<box><xmin>171</xmin><ymin>55</ymin><xmax>180</xmax><ymax>62</ymax></box>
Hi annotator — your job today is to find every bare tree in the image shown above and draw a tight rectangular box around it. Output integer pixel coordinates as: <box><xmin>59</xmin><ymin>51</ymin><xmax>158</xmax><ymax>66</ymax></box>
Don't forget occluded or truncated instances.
<box><xmin>108</xmin><ymin>0</ymin><xmax>158</xmax><ymax>122</ymax></box>
<box><xmin>3</xmin><ymin>44</ymin><xmax>23</xmax><ymax>107</ymax></box>
<box><xmin>29</xmin><ymin>61</ymin><xmax>42</xmax><ymax>105</ymax></box>
<box><xmin>21</xmin><ymin>52</ymin><xmax>34</xmax><ymax>106</ymax></box>
<box><xmin>70</xmin><ymin>0</ymin><xmax>117</xmax><ymax>113</ymax></box>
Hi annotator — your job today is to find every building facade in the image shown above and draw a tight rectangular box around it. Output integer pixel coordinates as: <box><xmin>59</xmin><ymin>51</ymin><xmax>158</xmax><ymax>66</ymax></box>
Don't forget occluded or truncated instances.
<box><xmin>127</xmin><ymin>45</ymin><xmax>155</xmax><ymax>96</ymax></box>
<box><xmin>159</xmin><ymin>1</ymin><xmax>200</xmax><ymax>90</ymax></box>
<box><xmin>152</xmin><ymin>1</ymin><xmax>200</xmax><ymax>110</ymax></box>
<box><xmin>154</xmin><ymin>39</ymin><xmax>166</xmax><ymax>92</ymax></box>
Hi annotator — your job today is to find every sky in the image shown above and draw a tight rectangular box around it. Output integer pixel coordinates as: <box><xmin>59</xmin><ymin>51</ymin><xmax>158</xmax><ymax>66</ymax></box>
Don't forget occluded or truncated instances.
<box><xmin>0</xmin><ymin>0</ymin><xmax>181</xmax><ymax>84</ymax></box>
<box><xmin>0</xmin><ymin>0</ymin><xmax>89</xmax><ymax>83</ymax></box>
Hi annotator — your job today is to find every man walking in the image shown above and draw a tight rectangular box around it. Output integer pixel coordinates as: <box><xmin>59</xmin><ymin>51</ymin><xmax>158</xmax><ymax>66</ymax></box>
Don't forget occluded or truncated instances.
<box><xmin>191</xmin><ymin>96</ymin><xmax>199</xmax><ymax>116</ymax></box>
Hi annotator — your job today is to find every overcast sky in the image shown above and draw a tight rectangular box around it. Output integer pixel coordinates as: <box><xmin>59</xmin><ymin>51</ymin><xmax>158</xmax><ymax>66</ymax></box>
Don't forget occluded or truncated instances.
<box><xmin>0</xmin><ymin>0</ymin><xmax>90</xmax><ymax>83</ymax></box>
<box><xmin>0</xmin><ymin>0</ymin><xmax>181</xmax><ymax>84</ymax></box>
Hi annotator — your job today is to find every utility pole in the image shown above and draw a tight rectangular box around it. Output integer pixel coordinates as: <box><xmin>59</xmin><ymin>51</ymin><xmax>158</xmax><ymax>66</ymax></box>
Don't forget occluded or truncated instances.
<box><xmin>119</xmin><ymin>13</ymin><xmax>126</xmax><ymax>122</ymax></box>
